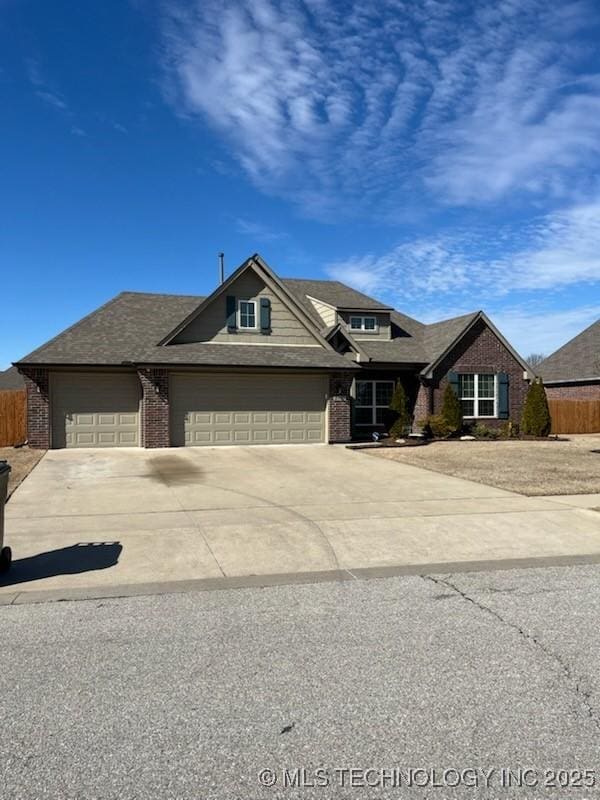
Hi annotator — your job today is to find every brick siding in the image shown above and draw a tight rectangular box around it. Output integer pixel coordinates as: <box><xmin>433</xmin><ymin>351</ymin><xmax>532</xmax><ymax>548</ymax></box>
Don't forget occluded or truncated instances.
<box><xmin>138</xmin><ymin>369</ymin><xmax>170</xmax><ymax>448</ymax></box>
<box><xmin>413</xmin><ymin>382</ymin><xmax>432</xmax><ymax>428</ymax></box>
<box><xmin>20</xmin><ymin>368</ymin><xmax>50</xmax><ymax>449</ymax></box>
<box><xmin>545</xmin><ymin>382</ymin><xmax>600</xmax><ymax>400</ymax></box>
<box><xmin>432</xmin><ymin>318</ymin><xmax>529</xmax><ymax>428</ymax></box>
<box><xmin>328</xmin><ymin>371</ymin><xmax>354</xmax><ymax>443</ymax></box>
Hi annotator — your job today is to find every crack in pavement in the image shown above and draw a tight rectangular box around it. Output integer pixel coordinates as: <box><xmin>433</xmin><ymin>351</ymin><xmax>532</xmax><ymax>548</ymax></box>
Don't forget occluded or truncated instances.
<box><xmin>423</xmin><ymin>573</ymin><xmax>600</xmax><ymax>731</ymax></box>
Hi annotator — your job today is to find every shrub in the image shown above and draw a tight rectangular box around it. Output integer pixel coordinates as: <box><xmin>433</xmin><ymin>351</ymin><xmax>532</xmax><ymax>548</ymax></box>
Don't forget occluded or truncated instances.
<box><xmin>421</xmin><ymin>414</ymin><xmax>452</xmax><ymax>438</ymax></box>
<box><xmin>472</xmin><ymin>423</ymin><xmax>500</xmax><ymax>439</ymax></box>
<box><xmin>441</xmin><ymin>382</ymin><xmax>463</xmax><ymax>433</ymax></box>
<box><xmin>388</xmin><ymin>381</ymin><xmax>412</xmax><ymax>438</ymax></box>
<box><xmin>521</xmin><ymin>379</ymin><xmax>552</xmax><ymax>437</ymax></box>
<box><xmin>499</xmin><ymin>420</ymin><xmax>518</xmax><ymax>438</ymax></box>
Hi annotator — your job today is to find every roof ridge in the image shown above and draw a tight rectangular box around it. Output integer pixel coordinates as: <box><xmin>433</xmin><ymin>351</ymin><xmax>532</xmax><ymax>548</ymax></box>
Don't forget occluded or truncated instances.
<box><xmin>119</xmin><ymin>290</ymin><xmax>205</xmax><ymax>299</ymax></box>
<box><xmin>424</xmin><ymin>310</ymin><xmax>480</xmax><ymax>328</ymax></box>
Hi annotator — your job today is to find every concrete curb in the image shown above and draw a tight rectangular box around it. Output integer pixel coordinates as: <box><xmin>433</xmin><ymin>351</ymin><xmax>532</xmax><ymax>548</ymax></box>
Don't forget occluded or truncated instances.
<box><xmin>3</xmin><ymin>552</ymin><xmax>600</xmax><ymax>606</ymax></box>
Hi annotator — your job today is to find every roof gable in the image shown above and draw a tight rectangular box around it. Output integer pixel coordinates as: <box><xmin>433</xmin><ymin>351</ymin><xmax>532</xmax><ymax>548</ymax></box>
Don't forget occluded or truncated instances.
<box><xmin>161</xmin><ymin>255</ymin><xmax>330</xmax><ymax>349</ymax></box>
<box><xmin>421</xmin><ymin>311</ymin><xmax>532</xmax><ymax>378</ymax></box>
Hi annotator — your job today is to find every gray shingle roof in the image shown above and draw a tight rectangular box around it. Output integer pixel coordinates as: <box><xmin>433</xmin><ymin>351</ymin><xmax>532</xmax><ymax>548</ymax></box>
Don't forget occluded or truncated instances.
<box><xmin>538</xmin><ymin>318</ymin><xmax>600</xmax><ymax>383</ymax></box>
<box><xmin>357</xmin><ymin>311</ymin><xmax>427</xmax><ymax>363</ymax></box>
<box><xmin>16</xmin><ymin>277</ymin><xmax>483</xmax><ymax>373</ymax></box>
<box><xmin>138</xmin><ymin>343</ymin><xmax>353</xmax><ymax>369</ymax></box>
<box><xmin>0</xmin><ymin>366</ymin><xmax>24</xmax><ymax>390</ymax></box>
<box><xmin>283</xmin><ymin>279</ymin><xmax>392</xmax><ymax>312</ymax></box>
<box><xmin>17</xmin><ymin>291</ymin><xmax>355</xmax><ymax>370</ymax></box>
<box><xmin>423</xmin><ymin>312</ymin><xmax>480</xmax><ymax>363</ymax></box>
<box><xmin>17</xmin><ymin>292</ymin><xmax>203</xmax><ymax>365</ymax></box>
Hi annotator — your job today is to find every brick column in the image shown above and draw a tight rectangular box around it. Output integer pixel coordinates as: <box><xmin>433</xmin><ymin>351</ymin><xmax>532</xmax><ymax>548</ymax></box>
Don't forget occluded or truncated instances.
<box><xmin>412</xmin><ymin>380</ymin><xmax>431</xmax><ymax>432</ymax></box>
<box><xmin>328</xmin><ymin>371</ymin><xmax>354</xmax><ymax>443</ymax></box>
<box><xmin>138</xmin><ymin>369</ymin><xmax>170</xmax><ymax>448</ymax></box>
<box><xmin>21</xmin><ymin>368</ymin><xmax>50</xmax><ymax>449</ymax></box>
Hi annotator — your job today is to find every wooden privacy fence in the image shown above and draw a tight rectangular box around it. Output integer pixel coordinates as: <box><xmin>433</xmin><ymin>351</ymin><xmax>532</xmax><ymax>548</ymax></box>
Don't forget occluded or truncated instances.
<box><xmin>0</xmin><ymin>389</ymin><xmax>27</xmax><ymax>447</ymax></box>
<box><xmin>549</xmin><ymin>399</ymin><xmax>600</xmax><ymax>434</ymax></box>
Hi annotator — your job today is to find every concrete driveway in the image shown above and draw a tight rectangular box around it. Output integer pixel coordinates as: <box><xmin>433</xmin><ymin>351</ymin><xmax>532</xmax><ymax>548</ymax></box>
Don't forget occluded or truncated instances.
<box><xmin>2</xmin><ymin>445</ymin><xmax>600</xmax><ymax>599</ymax></box>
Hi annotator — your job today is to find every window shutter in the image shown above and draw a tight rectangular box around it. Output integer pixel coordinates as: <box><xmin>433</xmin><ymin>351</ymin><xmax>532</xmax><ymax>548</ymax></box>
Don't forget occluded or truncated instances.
<box><xmin>226</xmin><ymin>295</ymin><xmax>237</xmax><ymax>331</ymax></box>
<box><xmin>260</xmin><ymin>297</ymin><xmax>271</xmax><ymax>332</ymax></box>
<box><xmin>498</xmin><ymin>372</ymin><xmax>509</xmax><ymax>418</ymax></box>
<box><xmin>448</xmin><ymin>371</ymin><xmax>459</xmax><ymax>395</ymax></box>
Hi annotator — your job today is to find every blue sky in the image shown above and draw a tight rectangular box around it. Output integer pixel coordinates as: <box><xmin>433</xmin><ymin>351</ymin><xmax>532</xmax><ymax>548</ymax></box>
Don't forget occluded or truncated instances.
<box><xmin>2</xmin><ymin>0</ymin><xmax>600</xmax><ymax>369</ymax></box>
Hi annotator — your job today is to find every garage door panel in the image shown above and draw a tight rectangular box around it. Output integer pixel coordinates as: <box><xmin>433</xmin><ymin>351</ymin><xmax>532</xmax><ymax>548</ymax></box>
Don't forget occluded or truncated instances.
<box><xmin>171</xmin><ymin>374</ymin><xmax>326</xmax><ymax>446</ymax></box>
<box><xmin>52</xmin><ymin>373</ymin><xmax>140</xmax><ymax>448</ymax></box>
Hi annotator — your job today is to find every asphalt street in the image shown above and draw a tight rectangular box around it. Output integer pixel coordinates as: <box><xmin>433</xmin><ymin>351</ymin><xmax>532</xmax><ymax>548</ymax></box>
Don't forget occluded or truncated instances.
<box><xmin>3</xmin><ymin>566</ymin><xmax>600</xmax><ymax>799</ymax></box>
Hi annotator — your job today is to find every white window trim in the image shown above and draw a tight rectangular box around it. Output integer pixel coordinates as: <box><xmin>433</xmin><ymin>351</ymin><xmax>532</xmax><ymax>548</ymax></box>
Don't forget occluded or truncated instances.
<box><xmin>349</xmin><ymin>315</ymin><xmax>378</xmax><ymax>332</ymax></box>
<box><xmin>355</xmin><ymin>380</ymin><xmax>394</xmax><ymax>426</ymax></box>
<box><xmin>460</xmin><ymin>373</ymin><xmax>497</xmax><ymax>419</ymax></box>
<box><xmin>237</xmin><ymin>299</ymin><xmax>258</xmax><ymax>330</ymax></box>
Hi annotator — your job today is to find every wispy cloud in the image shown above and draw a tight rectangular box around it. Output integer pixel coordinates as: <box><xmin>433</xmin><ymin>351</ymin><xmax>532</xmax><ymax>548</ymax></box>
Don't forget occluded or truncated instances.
<box><xmin>235</xmin><ymin>217</ymin><xmax>287</xmax><ymax>242</ymax></box>
<box><xmin>26</xmin><ymin>58</ymin><xmax>71</xmax><ymax>113</ymax></box>
<box><xmin>326</xmin><ymin>198</ymin><xmax>600</xmax><ymax>301</ymax></box>
<box><xmin>162</xmin><ymin>0</ymin><xmax>600</xmax><ymax>215</ymax></box>
<box><xmin>35</xmin><ymin>89</ymin><xmax>69</xmax><ymax>111</ymax></box>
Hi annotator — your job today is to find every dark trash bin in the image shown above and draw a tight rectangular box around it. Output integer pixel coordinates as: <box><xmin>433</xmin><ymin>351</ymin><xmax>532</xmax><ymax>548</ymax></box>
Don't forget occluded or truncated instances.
<box><xmin>0</xmin><ymin>461</ymin><xmax>11</xmax><ymax>572</ymax></box>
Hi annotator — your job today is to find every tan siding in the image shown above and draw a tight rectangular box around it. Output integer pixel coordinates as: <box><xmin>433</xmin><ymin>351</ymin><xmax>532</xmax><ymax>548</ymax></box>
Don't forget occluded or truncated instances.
<box><xmin>339</xmin><ymin>311</ymin><xmax>391</xmax><ymax>340</ymax></box>
<box><xmin>170</xmin><ymin>372</ymin><xmax>327</xmax><ymax>446</ymax></box>
<box><xmin>308</xmin><ymin>297</ymin><xmax>336</xmax><ymax>327</ymax></box>
<box><xmin>173</xmin><ymin>272</ymin><xmax>319</xmax><ymax>346</ymax></box>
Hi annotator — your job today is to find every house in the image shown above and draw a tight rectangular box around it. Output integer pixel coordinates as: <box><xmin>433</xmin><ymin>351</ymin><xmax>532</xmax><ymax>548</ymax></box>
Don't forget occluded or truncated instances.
<box><xmin>0</xmin><ymin>366</ymin><xmax>25</xmax><ymax>391</ymax></box>
<box><xmin>538</xmin><ymin>318</ymin><xmax>600</xmax><ymax>399</ymax></box>
<box><xmin>15</xmin><ymin>254</ymin><xmax>533</xmax><ymax>449</ymax></box>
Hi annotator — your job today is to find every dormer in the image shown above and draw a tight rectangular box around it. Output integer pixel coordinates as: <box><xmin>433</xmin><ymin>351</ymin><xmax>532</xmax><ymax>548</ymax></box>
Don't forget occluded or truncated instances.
<box><xmin>338</xmin><ymin>310</ymin><xmax>392</xmax><ymax>340</ymax></box>
<box><xmin>305</xmin><ymin>297</ymin><xmax>392</xmax><ymax>341</ymax></box>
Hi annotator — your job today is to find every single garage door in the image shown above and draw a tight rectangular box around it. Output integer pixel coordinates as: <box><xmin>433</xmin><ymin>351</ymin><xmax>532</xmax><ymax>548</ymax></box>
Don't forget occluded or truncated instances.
<box><xmin>51</xmin><ymin>372</ymin><xmax>140</xmax><ymax>448</ymax></box>
<box><xmin>170</xmin><ymin>373</ymin><xmax>327</xmax><ymax>446</ymax></box>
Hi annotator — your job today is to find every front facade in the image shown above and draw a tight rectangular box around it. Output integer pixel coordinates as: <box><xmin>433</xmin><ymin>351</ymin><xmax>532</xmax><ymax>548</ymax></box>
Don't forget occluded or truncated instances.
<box><xmin>16</xmin><ymin>255</ymin><xmax>533</xmax><ymax>449</ymax></box>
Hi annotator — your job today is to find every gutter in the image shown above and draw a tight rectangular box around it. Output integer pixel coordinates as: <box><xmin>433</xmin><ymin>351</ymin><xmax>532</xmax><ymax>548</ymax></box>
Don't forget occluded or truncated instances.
<box><xmin>542</xmin><ymin>376</ymin><xmax>600</xmax><ymax>385</ymax></box>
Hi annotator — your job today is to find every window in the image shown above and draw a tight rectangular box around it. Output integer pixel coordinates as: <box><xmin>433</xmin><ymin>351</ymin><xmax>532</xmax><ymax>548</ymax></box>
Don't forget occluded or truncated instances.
<box><xmin>459</xmin><ymin>373</ymin><xmax>497</xmax><ymax>418</ymax></box>
<box><xmin>350</xmin><ymin>316</ymin><xmax>377</xmax><ymax>332</ymax></box>
<box><xmin>355</xmin><ymin>380</ymin><xmax>394</xmax><ymax>425</ymax></box>
<box><xmin>238</xmin><ymin>300</ymin><xmax>257</xmax><ymax>329</ymax></box>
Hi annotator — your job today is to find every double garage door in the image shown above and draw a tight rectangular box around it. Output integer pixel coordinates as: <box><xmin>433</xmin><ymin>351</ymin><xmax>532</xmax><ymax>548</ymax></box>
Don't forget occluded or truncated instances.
<box><xmin>171</xmin><ymin>373</ymin><xmax>326</xmax><ymax>446</ymax></box>
<box><xmin>51</xmin><ymin>372</ymin><xmax>326</xmax><ymax>448</ymax></box>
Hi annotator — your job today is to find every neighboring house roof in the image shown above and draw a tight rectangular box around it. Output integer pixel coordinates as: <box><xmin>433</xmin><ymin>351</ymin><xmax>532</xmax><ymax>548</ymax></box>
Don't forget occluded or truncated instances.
<box><xmin>538</xmin><ymin>318</ymin><xmax>600</xmax><ymax>383</ymax></box>
<box><xmin>0</xmin><ymin>366</ymin><xmax>24</xmax><ymax>390</ymax></box>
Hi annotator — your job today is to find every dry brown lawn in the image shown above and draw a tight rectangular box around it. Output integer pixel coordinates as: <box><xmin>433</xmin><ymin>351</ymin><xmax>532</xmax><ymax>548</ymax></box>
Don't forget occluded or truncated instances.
<box><xmin>0</xmin><ymin>447</ymin><xmax>45</xmax><ymax>499</ymax></box>
<box><xmin>371</xmin><ymin>435</ymin><xmax>600</xmax><ymax>496</ymax></box>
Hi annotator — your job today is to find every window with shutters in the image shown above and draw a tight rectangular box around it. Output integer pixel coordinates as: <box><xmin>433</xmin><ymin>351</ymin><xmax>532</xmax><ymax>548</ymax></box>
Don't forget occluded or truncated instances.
<box><xmin>238</xmin><ymin>300</ymin><xmax>257</xmax><ymax>329</ymax></box>
<box><xmin>458</xmin><ymin>373</ymin><xmax>497</xmax><ymax>418</ymax></box>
